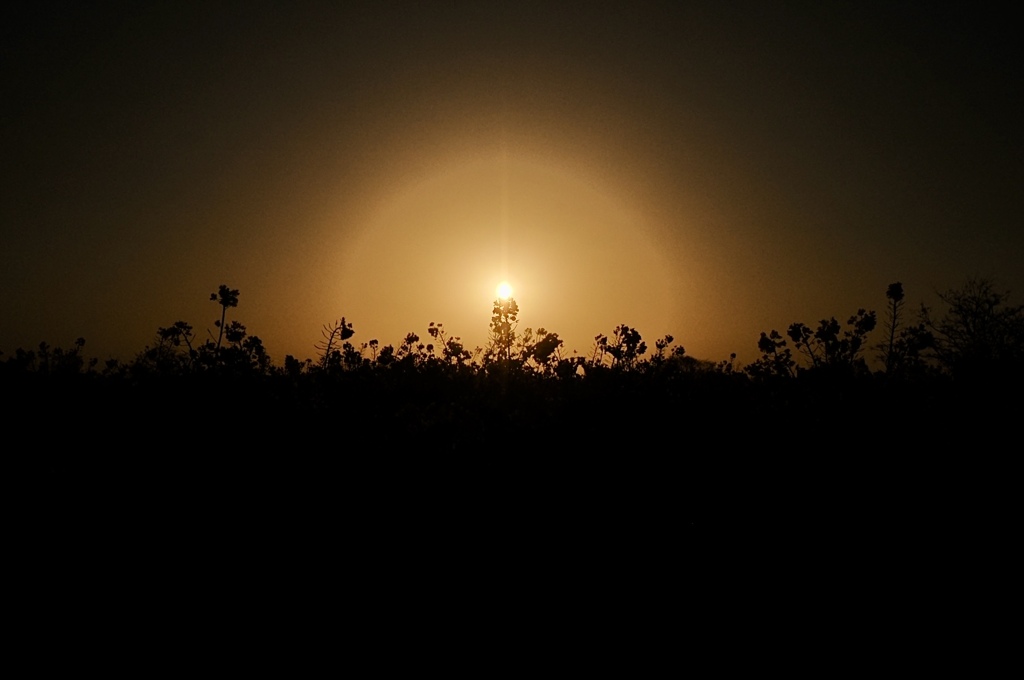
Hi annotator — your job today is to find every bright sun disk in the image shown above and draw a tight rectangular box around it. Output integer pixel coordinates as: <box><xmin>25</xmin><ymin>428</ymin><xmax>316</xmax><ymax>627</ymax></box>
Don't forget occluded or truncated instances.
<box><xmin>496</xmin><ymin>281</ymin><xmax>513</xmax><ymax>299</ymax></box>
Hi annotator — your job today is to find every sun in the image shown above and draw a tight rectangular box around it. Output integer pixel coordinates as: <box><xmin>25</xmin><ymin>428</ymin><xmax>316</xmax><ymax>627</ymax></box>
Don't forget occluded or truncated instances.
<box><xmin>496</xmin><ymin>281</ymin><xmax>513</xmax><ymax>299</ymax></box>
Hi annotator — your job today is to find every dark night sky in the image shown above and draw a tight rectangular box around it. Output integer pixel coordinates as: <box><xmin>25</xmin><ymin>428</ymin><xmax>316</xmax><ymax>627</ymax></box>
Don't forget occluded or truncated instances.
<box><xmin>3</xmin><ymin>1</ymin><xmax>1021</xmax><ymax>364</ymax></box>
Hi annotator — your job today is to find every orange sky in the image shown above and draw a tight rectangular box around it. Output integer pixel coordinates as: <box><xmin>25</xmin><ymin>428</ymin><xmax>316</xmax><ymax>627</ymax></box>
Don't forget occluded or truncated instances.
<box><xmin>3</xmin><ymin>3</ymin><xmax>1022</xmax><ymax>365</ymax></box>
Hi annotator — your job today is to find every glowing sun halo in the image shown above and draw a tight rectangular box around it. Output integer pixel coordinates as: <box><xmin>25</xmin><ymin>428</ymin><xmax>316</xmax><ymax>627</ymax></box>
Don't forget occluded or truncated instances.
<box><xmin>496</xmin><ymin>281</ymin><xmax>513</xmax><ymax>299</ymax></box>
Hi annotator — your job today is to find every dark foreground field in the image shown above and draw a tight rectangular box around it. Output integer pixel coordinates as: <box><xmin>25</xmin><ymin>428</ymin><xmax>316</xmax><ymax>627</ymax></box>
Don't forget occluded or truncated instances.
<box><xmin>23</xmin><ymin>364</ymin><xmax>1014</xmax><ymax>539</ymax></box>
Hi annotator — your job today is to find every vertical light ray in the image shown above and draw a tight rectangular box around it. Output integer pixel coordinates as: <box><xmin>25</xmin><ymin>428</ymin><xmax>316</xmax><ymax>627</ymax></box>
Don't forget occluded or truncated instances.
<box><xmin>500</xmin><ymin>126</ymin><xmax>510</xmax><ymax>286</ymax></box>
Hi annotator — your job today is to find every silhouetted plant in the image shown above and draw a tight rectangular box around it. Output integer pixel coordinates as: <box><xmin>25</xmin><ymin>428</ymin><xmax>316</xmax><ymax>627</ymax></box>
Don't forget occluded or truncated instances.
<box><xmin>101</xmin><ymin>357</ymin><xmax>127</xmax><ymax>377</ymax></box>
<box><xmin>878</xmin><ymin>282</ymin><xmax>905</xmax><ymax>374</ymax></box>
<box><xmin>156</xmin><ymin>321</ymin><xmax>197</xmax><ymax>369</ymax></box>
<box><xmin>283</xmin><ymin>354</ymin><xmax>312</xmax><ymax>378</ymax></box>
<box><xmin>606</xmin><ymin>324</ymin><xmax>647</xmax><ymax>370</ymax></box>
<box><xmin>746</xmin><ymin>330</ymin><xmax>796</xmax><ymax>379</ymax></box>
<box><xmin>210</xmin><ymin>285</ymin><xmax>240</xmax><ymax>351</ymax></box>
<box><xmin>362</xmin><ymin>339</ymin><xmax>380</xmax><ymax>362</ymax></box>
<box><xmin>888</xmin><ymin>322</ymin><xmax>935</xmax><ymax>379</ymax></box>
<box><xmin>787</xmin><ymin>309</ymin><xmax>876</xmax><ymax>373</ymax></box>
<box><xmin>871</xmin><ymin>282</ymin><xmax>934</xmax><ymax>379</ymax></box>
<box><xmin>316</xmin><ymin>317</ymin><xmax>355</xmax><ymax>371</ymax></box>
<box><xmin>388</xmin><ymin>331</ymin><xmax>436</xmax><ymax>369</ymax></box>
<box><xmin>375</xmin><ymin>343</ymin><xmax>396</xmax><ymax>367</ymax></box>
<box><xmin>135</xmin><ymin>286</ymin><xmax>272</xmax><ymax>375</ymax></box>
<box><xmin>17</xmin><ymin>271</ymin><xmax>1024</xmax><ymax>460</ymax></box>
<box><xmin>919</xmin><ymin>277</ymin><xmax>1024</xmax><ymax>380</ymax></box>
<box><xmin>590</xmin><ymin>333</ymin><xmax>609</xmax><ymax>367</ymax></box>
<box><xmin>223</xmin><ymin>320</ymin><xmax>245</xmax><ymax>346</ymax></box>
<box><xmin>238</xmin><ymin>333</ymin><xmax>271</xmax><ymax>373</ymax></box>
<box><xmin>427</xmin><ymin>322</ymin><xmax>471</xmax><ymax>367</ymax></box>
<box><xmin>585</xmin><ymin>324</ymin><xmax>651</xmax><ymax>373</ymax></box>
<box><xmin>341</xmin><ymin>340</ymin><xmax>363</xmax><ymax>370</ymax></box>
<box><xmin>139</xmin><ymin>327</ymin><xmax>191</xmax><ymax>374</ymax></box>
<box><xmin>484</xmin><ymin>297</ymin><xmax>520</xmax><ymax>368</ymax></box>
<box><xmin>12</xmin><ymin>338</ymin><xmax>94</xmax><ymax>375</ymax></box>
<box><xmin>528</xmin><ymin>328</ymin><xmax>564</xmax><ymax>375</ymax></box>
<box><xmin>489</xmin><ymin>297</ymin><xmax>519</xmax><ymax>363</ymax></box>
<box><xmin>554</xmin><ymin>355</ymin><xmax>583</xmax><ymax>379</ymax></box>
<box><xmin>650</xmin><ymin>335</ymin><xmax>676</xmax><ymax>364</ymax></box>
<box><xmin>715</xmin><ymin>353</ymin><xmax>738</xmax><ymax>374</ymax></box>
<box><xmin>644</xmin><ymin>334</ymin><xmax>695</xmax><ymax>374</ymax></box>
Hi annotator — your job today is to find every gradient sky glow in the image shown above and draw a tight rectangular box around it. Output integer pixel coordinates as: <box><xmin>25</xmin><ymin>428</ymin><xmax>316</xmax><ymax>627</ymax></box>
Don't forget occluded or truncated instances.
<box><xmin>3</xmin><ymin>2</ymin><xmax>1022</xmax><ymax>364</ymax></box>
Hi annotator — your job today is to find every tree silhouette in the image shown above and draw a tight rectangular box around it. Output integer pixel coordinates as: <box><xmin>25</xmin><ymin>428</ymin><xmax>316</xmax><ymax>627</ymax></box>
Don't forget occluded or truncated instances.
<box><xmin>919</xmin><ymin>277</ymin><xmax>1024</xmax><ymax>380</ymax></box>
